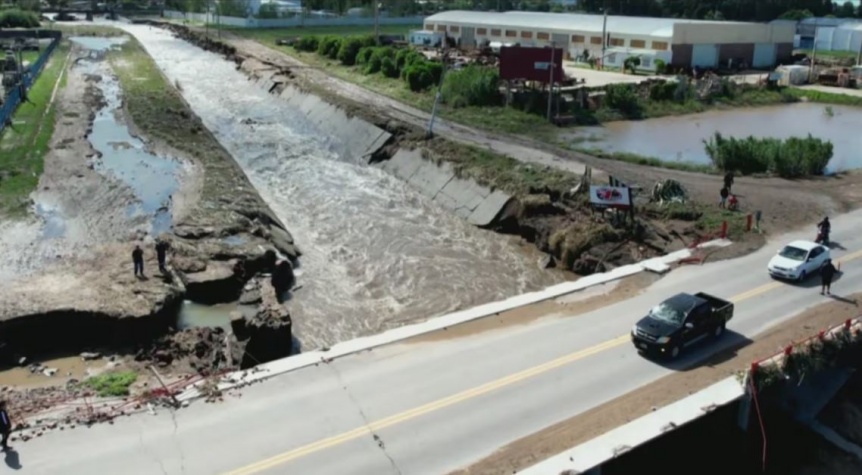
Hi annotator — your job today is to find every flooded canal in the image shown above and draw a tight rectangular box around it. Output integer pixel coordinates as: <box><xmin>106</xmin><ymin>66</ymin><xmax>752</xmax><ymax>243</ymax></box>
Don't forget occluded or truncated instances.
<box><xmin>567</xmin><ymin>102</ymin><xmax>862</xmax><ymax>173</ymax></box>
<box><xmin>115</xmin><ymin>23</ymin><xmax>566</xmax><ymax>349</ymax></box>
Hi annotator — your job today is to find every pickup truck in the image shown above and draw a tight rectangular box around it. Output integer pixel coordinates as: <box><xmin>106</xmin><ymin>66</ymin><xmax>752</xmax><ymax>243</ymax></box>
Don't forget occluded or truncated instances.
<box><xmin>631</xmin><ymin>292</ymin><xmax>734</xmax><ymax>359</ymax></box>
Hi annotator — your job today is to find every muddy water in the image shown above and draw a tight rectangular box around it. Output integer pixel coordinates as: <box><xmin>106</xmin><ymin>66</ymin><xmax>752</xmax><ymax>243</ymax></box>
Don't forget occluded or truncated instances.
<box><xmin>567</xmin><ymin>103</ymin><xmax>862</xmax><ymax>173</ymax></box>
<box><xmin>177</xmin><ymin>301</ymin><xmax>257</xmax><ymax>330</ymax></box>
<box><xmin>115</xmin><ymin>24</ymin><xmax>565</xmax><ymax>349</ymax></box>
<box><xmin>71</xmin><ymin>36</ymin><xmax>182</xmax><ymax>235</ymax></box>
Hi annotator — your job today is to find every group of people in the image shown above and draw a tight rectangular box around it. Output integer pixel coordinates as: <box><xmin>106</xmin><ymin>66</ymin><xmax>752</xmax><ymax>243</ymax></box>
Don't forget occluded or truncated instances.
<box><xmin>132</xmin><ymin>239</ymin><xmax>171</xmax><ymax>278</ymax></box>
<box><xmin>719</xmin><ymin>171</ymin><xmax>738</xmax><ymax>210</ymax></box>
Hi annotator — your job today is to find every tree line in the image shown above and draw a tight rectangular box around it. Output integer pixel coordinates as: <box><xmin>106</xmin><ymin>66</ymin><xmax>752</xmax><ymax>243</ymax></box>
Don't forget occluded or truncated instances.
<box><xmin>574</xmin><ymin>0</ymin><xmax>859</xmax><ymax>21</ymax></box>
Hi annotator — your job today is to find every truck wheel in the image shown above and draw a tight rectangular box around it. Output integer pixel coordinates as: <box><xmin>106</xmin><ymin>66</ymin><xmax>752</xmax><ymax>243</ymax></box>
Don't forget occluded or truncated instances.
<box><xmin>669</xmin><ymin>345</ymin><xmax>681</xmax><ymax>359</ymax></box>
<box><xmin>714</xmin><ymin>322</ymin><xmax>726</xmax><ymax>338</ymax></box>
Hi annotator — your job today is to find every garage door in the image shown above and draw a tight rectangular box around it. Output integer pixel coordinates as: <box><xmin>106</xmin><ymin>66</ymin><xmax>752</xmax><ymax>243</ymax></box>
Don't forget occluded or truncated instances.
<box><xmin>461</xmin><ymin>27</ymin><xmax>475</xmax><ymax>47</ymax></box>
<box><xmin>691</xmin><ymin>44</ymin><xmax>719</xmax><ymax>68</ymax></box>
<box><xmin>753</xmin><ymin>43</ymin><xmax>777</xmax><ymax>68</ymax></box>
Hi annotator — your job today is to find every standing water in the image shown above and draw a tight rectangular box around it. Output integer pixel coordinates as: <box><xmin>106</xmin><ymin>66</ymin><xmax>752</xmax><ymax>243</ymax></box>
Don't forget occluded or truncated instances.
<box><xmin>115</xmin><ymin>24</ymin><xmax>565</xmax><ymax>349</ymax></box>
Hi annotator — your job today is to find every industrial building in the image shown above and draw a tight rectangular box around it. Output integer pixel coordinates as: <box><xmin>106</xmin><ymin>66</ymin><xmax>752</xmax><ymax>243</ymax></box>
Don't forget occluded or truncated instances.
<box><xmin>424</xmin><ymin>11</ymin><xmax>795</xmax><ymax>71</ymax></box>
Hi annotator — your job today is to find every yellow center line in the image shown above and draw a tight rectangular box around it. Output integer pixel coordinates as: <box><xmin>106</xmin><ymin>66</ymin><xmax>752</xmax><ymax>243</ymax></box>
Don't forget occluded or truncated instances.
<box><xmin>223</xmin><ymin>247</ymin><xmax>862</xmax><ymax>475</ymax></box>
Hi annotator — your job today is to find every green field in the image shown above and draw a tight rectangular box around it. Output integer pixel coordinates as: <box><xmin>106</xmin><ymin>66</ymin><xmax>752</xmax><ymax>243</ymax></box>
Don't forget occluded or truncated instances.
<box><xmin>0</xmin><ymin>41</ymin><xmax>69</xmax><ymax>217</ymax></box>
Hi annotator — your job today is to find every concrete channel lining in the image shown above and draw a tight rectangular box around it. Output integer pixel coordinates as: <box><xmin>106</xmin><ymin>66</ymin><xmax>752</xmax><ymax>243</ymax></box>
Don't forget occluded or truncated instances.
<box><xmin>517</xmin><ymin>377</ymin><xmax>746</xmax><ymax>475</ymax></box>
<box><xmin>277</xmin><ymin>84</ymin><xmax>392</xmax><ymax>163</ymax></box>
<box><xmin>377</xmin><ymin>149</ymin><xmax>513</xmax><ymax>227</ymax></box>
<box><xmin>176</xmin><ymin>239</ymin><xmax>732</xmax><ymax>402</ymax></box>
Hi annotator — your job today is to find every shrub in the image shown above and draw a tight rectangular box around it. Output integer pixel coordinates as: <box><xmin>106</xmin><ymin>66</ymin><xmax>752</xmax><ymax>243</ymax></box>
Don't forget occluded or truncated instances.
<box><xmin>293</xmin><ymin>35</ymin><xmax>319</xmax><ymax>53</ymax></box>
<box><xmin>441</xmin><ymin>64</ymin><xmax>501</xmax><ymax>108</ymax></box>
<box><xmin>363</xmin><ymin>47</ymin><xmax>395</xmax><ymax>75</ymax></box>
<box><xmin>396</xmin><ymin>48</ymin><xmax>425</xmax><ymax>71</ymax></box>
<box><xmin>648</xmin><ymin>81</ymin><xmax>677</xmax><ymax>102</ymax></box>
<box><xmin>0</xmin><ymin>8</ymin><xmax>40</xmax><ymax>28</ymax></box>
<box><xmin>356</xmin><ymin>46</ymin><xmax>374</xmax><ymax>65</ymax></box>
<box><xmin>703</xmin><ymin>132</ymin><xmax>832</xmax><ymax>178</ymax></box>
<box><xmin>380</xmin><ymin>56</ymin><xmax>399</xmax><ymax>78</ymax></box>
<box><xmin>654</xmin><ymin>58</ymin><xmax>667</xmax><ymax>74</ymax></box>
<box><xmin>337</xmin><ymin>37</ymin><xmax>364</xmax><ymax>66</ymax></box>
<box><xmin>404</xmin><ymin>63</ymin><xmax>434</xmax><ymax>91</ymax></box>
<box><xmin>604</xmin><ymin>83</ymin><xmax>641</xmax><ymax>116</ymax></box>
<box><xmin>317</xmin><ymin>36</ymin><xmax>342</xmax><ymax>60</ymax></box>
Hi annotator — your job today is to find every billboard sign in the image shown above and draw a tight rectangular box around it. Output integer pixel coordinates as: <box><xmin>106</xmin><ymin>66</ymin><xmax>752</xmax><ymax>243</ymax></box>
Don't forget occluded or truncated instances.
<box><xmin>589</xmin><ymin>185</ymin><xmax>631</xmax><ymax>209</ymax></box>
<box><xmin>499</xmin><ymin>46</ymin><xmax>565</xmax><ymax>83</ymax></box>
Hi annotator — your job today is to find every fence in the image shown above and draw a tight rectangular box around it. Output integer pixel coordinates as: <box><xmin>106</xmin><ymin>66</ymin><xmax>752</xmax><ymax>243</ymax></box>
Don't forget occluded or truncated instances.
<box><xmin>163</xmin><ymin>9</ymin><xmax>425</xmax><ymax>29</ymax></box>
<box><xmin>0</xmin><ymin>32</ymin><xmax>62</xmax><ymax>136</ymax></box>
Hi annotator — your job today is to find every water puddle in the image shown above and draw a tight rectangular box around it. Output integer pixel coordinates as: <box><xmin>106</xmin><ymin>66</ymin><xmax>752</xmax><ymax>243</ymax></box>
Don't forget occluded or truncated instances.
<box><xmin>564</xmin><ymin>102</ymin><xmax>862</xmax><ymax>173</ymax></box>
<box><xmin>222</xmin><ymin>235</ymin><xmax>246</xmax><ymax>247</ymax></box>
<box><xmin>70</xmin><ymin>36</ymin><xmax>180</xmax><ymax>235</ymax></box>
<box><xmin>176</xmin><ymin>300</ymin><xmax>256</xmax><ymax>330</ymax></box>
<box><xmin>0</xmin><ymin>355</ymin><xmax>104</xmax><ymax>389</ymax></box>
<box><xmin>34</xmin><ymin>202</ymin><xmax>67</xmax><ymax>239</ymax></box>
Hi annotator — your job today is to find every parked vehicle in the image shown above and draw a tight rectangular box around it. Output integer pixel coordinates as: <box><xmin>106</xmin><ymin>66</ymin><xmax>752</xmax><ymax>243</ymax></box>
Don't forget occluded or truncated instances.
<box><xmin>631</xmin><ymin>292</ymin><xmax>734</xmax><ymax>359</ymax></box>
<box><xmin>767</xmin><ymin>240</ymin><xmax>831</xmax><ymax>282</ymax></box>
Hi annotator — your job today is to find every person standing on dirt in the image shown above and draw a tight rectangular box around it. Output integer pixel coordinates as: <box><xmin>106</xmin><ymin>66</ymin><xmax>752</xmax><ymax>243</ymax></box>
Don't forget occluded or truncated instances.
<box><xmin>724</xmin><ymin>171</ymin><xmax>735</xmax><ymax>193</ymax></box>
<box><xmin>132</xmin><ymin>244</ymin><xmax>145</xmax><ymax>278</ymax></box>
<box><xmin>719</xmin><ymin>186</ymin><xmax>729</xmax><ymax>208</ymax></box>
<box><xmin>821</xmin><ymin>259</ymin><xmax>837</xmax><ymax>295</ymax></box>
<box><xmin>0</xmin><ymin>400</ymin><xmax>12</xmax><ymax>451</ymax></box>
<box><xmin>155</xmin><ymin>239</ymin><xmax>170</xmax><ymax>274</ymax></box>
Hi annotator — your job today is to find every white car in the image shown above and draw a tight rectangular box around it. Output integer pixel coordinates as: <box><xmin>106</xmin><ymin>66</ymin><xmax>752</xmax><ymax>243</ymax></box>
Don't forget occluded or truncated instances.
<box><xmin>767</xmin><ymin>240</ymin><xmax>831</xmax><ymax>281</ymax></box>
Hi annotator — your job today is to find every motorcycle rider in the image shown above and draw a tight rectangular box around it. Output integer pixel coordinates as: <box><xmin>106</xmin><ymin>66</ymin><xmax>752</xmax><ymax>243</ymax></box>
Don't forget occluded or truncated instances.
<box><xmin>817</xmin><ymin>217</ymin><xmax>831</xmax><ymax>243</ymax></box>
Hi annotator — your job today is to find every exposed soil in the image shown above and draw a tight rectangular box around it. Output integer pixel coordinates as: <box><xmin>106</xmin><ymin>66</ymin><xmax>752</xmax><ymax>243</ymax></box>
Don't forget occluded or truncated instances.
<box><xmin>0</xmin><ymin>38</ymin><xmax>296</xmax><ymax>377</ymax></box>
<box><xmin>451</xmin><ymin>292</ymin><xmax>862</xmax><ymax>475</ymax></box>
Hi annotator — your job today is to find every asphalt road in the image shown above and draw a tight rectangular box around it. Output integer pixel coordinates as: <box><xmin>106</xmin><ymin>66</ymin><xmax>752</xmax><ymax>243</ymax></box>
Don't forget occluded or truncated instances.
<box><xmin>10</xmin><ymin>211</ymin><xmax>862</xmax><ymax>475</ymax></box>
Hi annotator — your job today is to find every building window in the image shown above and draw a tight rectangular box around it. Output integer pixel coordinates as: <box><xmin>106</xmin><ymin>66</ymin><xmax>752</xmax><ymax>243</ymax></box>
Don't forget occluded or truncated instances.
<box><xmin>436</xmin><ymin>24</ymin><xmax>446</xmax><ymax>32</ymax></box>
<box><xmin>537</xmin><ymin>32</ymin><xmax>550</xmax><ymax>40</ymax></box>
<box><xmin>652</xmin><ymin>41</ymin><xmax>668</xmax><ymax>50</ymax></box>
<box><xmin>477</xmin><ymin>28</ymin><xmax>487</xmax><ymax>35</ymax></box>
<box><xmin>521</xmin><ymin>31</ymin><xmax>533</xmax><ymax>39</ymax></box>
<box><xmin>449</xmin><ymin>25</ymin><xmax>460</xmax><ymax>33</ymax></box>
<box><xmin>425</xmin><ymin>24</ymin><xmax>434</xmax><ymax>31</ymax></box>
<box><xmin>630</xmin><ymin>39</ymin><xmax>646</xmax><ymax>48</ymax></box>
<box><xmin>609</xmin><ymin>37</ymin><xmax>624</xmax><ymax>47</ymax></box>
<box><xmin>572</xmin><ymin>35</ymin><xmax>585</xmax><ymax>43</ymax></box>
<box><xmin>590</xmin><ymin>36</ymin><xmax>603</xmax><ymax>45</ymax></box>
<box><xmin>505</xmin><ymin>30</ymin><xmax>517</xmax><ymax>38</ymax></box>
<box><xmin>491</xmin><ymin>28</ymin><xmax>501</xmax><ymax>36</ymax></box>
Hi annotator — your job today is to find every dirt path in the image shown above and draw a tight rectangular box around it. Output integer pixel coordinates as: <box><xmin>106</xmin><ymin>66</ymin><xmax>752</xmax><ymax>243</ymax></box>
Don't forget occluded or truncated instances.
<box><xmin>450</xmin><ymin>293</ymin><xmax>862</xmax><ymax>475</ymax></box>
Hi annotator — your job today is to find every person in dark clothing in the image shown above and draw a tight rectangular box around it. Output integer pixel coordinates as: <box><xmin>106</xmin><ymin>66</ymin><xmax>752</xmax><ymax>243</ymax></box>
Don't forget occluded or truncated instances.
<box><xmin>132</xmin><ymin>244</ymin><xmax>144</xmax><ymax>277</ymax></box>
<box><xmin>0</xmin><ymin>400</ymin><xmax>12</xmax><ymax>450</ymax></box>
<box><xmin>719</xmin><ymin>186</ymin><xmax>729</xmax><ymax>208</ymax></box>
<box><xmin>155</xmin><ymin>239</ymin><xmax>170</xmax><ymax>274</ymax></box>
<box><xmin>821</xmin><ymin>259</ymin><xmax>837</xmax><ymax>295</ymax></box>
<box><xmin>724</xmin><ymin>171</ymin><xmax>735</xmax><ymax>193</ymax></box>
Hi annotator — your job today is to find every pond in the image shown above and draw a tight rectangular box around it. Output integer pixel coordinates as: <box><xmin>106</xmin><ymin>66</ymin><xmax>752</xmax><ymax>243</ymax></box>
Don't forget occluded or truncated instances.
<box><xmin>565</xmin><ymin>102</ymin><xmax>862</xmax><ymax>174</ymax></box>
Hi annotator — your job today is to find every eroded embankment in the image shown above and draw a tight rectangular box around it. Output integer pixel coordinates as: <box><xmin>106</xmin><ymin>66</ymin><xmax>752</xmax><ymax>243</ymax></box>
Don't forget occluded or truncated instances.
<box><xmin>0</xmin><ymin>35</ymin><xmax>296</xmax><ymax>370</ymax></box>
<box><xmin>147</xmin><ymin>21</ymin><xmax>695</xmax><ymax>277</ymax></box>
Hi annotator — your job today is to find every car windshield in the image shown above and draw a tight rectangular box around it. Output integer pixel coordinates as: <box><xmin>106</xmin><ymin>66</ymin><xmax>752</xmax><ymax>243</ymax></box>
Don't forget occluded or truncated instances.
<box><xmin>779</xmin><ymin>246</ymin><xmax>808</xmax><ymax>261</ymax></box>
<box><xmin>649</xmin><ymin>303</ymin><xmax>685</xmax><ymax>325</ymax></box>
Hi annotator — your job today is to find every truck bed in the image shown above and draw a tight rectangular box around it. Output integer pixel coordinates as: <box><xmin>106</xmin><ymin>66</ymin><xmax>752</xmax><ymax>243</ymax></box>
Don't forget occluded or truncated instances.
<box><xmin>694</xmin><ymin>292</ymin><xmax>734</xmax><ymax>322</ymax></box>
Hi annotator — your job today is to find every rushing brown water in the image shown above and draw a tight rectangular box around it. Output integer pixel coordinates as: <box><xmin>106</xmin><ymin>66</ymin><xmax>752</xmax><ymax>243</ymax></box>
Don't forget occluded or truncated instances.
<box><xmin>565</xmin><ymin>102</ymin><xmax>861</xmax><ymax>173</ymax></box>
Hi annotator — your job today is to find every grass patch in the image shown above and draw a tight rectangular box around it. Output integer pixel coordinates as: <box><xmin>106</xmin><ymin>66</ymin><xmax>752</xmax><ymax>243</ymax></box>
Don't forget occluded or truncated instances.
<box><xmin>0</xmin><ymin>40</ymin><xmax>69</xmax><ymax>217</ymax></box>
<box><xmin>84</xmin><ymin>371</ymin><xmax>138</xmax><ymax>397</ymax></box>
<box><xmin>795</xmin><ymin>49</ymin><xmax>858</xmax><ymax>59</ymax></box>
<box><xmin>424</xmin><ymin>139</ymin><xmax>579</xmax><ymax>197</ymax></box>
<box><xmin>785</xmin><ymin>87</ymin><xmax>862</xmax><ymax>107</ymax></box>
<box><xmin>649</xmin><ymin>201</ymin><xmax>747</xmax><ymax>241</ymax></box>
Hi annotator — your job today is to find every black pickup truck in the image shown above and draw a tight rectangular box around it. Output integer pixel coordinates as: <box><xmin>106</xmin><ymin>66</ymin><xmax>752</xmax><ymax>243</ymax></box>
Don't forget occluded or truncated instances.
<box><xmin>631</xmin><ymin>292</ymin><xmax>734</xmax><ymax>359</ymax></box>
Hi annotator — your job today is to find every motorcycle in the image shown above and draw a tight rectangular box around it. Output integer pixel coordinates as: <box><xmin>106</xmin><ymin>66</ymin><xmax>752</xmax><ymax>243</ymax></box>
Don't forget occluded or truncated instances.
<box><xmin>815</xmin><ymin>228</ymin><xmax>830</xmax><ymax>246</ymax></box>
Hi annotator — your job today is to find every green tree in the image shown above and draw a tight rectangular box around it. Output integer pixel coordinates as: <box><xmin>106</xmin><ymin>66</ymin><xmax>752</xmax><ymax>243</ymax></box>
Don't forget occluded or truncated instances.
<box><xmin>836</xmin><ymin>1</ymin><xmax>855</xmax><ymax>17</ymax></box>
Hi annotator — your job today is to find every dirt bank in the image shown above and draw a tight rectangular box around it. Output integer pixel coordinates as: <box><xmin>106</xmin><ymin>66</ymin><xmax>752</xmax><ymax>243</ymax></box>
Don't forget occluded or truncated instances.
<box><xmin>0</xmin><ymin>36</ymin><xmax>297</xmax><ymax>370</ymax></box>
<box><xmin>452</xmin><ymin>292</ymin><xmax>862</xmax><ymax>475</ymax></box>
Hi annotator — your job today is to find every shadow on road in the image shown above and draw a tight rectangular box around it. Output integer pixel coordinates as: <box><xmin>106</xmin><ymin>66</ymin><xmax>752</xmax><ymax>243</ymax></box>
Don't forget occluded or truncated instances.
<box><xmin>640</xmin><ymin>330</ymin><xmax>753</xmax><ymax>372</ymax></box>
<box><xmin>4</xmin><ymin>448</ymin><xmax>21</xmax><ymax>470</ymax></box>
<box><xmin>791</xmin><ymin>269</ymin><xmax>844</xmax><ymax>289</ymax></box>
<box><xmin>827</xmin><ymin>293</ymin><xmax>858</xmax><ymax>305</ymax></box>
<box><xmin>828</xmin><ymin>241</ymin><xmax>848</xmax><ymax>251</ymax></box>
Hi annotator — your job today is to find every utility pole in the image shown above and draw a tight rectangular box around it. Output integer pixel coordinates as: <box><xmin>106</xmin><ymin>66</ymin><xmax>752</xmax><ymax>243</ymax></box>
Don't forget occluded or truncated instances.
<box><xmin>600</xmin><ymin>0</ymin><xmax>608</xmax><ymax>71</ymax></box>
<box><xmin>427</xmin><ymin>50</ymin><xmax>448</xmax><ymax>138</ymax></box>
<box><xmin>546</xmin><ymin>42</ymin><xmax>555</xmax><ymax>122</ymax></box>
<box><xmin>373</xmin><ymin>1</ymin><xmax>380</xmax><ymax>44</ymax></box>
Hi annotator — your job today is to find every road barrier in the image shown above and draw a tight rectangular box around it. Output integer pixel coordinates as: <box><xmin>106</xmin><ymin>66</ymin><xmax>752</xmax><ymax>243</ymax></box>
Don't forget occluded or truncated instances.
<box><xmin>0</xmin><ymin>32</ymin><xmax>62</xmax><ymax>136</ymax></box>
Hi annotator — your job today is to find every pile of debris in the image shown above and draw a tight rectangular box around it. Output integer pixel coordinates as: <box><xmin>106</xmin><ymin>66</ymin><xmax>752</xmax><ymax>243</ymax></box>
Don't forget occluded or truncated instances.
<box><xmin>134</xmin><ymin>326</ymin><xmax>242</xmax><ymax>375</ymax></box>
<box><xmin>231</xmin><ymin>279</ymin><xmax>293</xmax><ymax>369</ymax></box>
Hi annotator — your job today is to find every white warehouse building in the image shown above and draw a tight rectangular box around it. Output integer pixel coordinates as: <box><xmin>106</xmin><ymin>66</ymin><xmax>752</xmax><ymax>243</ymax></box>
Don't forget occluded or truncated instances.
<box><xmin>813</xmin><ymin>23</ymin><xmax>862</xmax><ymax>53</ymax></box>
<box><xmin>424</xmin><ymin>11</ymin><xmax>796</xmax><ymax>71</ymax></box>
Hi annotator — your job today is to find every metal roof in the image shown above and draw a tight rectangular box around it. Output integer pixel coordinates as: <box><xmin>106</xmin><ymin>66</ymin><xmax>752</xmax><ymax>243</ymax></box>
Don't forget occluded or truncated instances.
<box><xmin>425</xmin><ymin>10</ymin><xmax>748</xmax><ymax>38</ymax></box>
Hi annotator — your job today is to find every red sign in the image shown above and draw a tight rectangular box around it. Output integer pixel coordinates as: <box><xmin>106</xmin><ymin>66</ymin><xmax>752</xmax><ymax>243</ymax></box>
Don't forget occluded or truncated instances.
<box><xmin>499</xmin><ymin>46</ymin><xmax>565</xmax><ymax>84</ymax></box>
